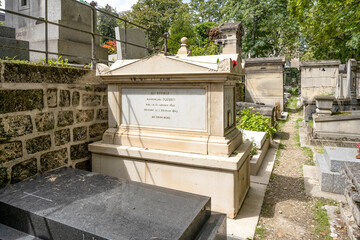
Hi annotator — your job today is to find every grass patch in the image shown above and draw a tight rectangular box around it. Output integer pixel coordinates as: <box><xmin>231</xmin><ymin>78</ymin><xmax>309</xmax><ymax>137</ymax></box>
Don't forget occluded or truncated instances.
<box><xmin>308</xmin><ymin>120</ymin><xmax>313</xmax><ymax>127</ymax></box>
<box><xmin>315</xmin><ymin>147</ymin><xmax>325</xmax><ymax>154</ymax></box>
<box><xmin>303</xmin><ymin>146</ymin><xmax>315</xmax><ymax>165</ymax></box>
<box><xmin>313</xmin><ymin>200</ymin><xmax>332</xmax><ymax>240</ymax></box>
<box><xmin>254</xmin><ymin>226</ymin><xmax>267</xmax><ymax>239</ymax></box>
<box><xmin>287</xmin><ymin>96</ymin><xmax>298</xmax><ymax>109</ymax></box>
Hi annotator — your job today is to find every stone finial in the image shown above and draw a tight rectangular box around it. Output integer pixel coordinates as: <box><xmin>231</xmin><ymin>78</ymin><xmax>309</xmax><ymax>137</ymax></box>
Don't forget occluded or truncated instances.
<box><xmin>176</xmin><ymin>37</ymin><xmax>191</xmax><ymax>57</ymax></box>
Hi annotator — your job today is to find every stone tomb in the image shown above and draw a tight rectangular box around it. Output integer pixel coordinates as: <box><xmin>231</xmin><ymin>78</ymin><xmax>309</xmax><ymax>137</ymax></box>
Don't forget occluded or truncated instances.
<box><xmin>90</xmin><ymin>54</ymin><xmax>252</xmax><ymax>218</ymax></box>
<box><xmin>0</xmin><ymin>168</ymin><xmax>226</xmax><ymax>239</ymax></box>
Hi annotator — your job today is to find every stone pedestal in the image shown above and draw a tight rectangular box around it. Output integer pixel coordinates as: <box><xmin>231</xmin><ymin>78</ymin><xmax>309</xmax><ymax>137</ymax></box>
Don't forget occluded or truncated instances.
<box><xmin>90</xmin><ymin>54</ymin><xmax>250</xmax><ymax>218</ymax></box>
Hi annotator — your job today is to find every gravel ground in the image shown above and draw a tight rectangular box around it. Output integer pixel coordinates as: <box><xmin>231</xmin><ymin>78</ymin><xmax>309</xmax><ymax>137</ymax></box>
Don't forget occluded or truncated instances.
<box><xmin>255</xmin><ymin>112</ymin><xmax>348</xmax><ymax>240</ymax></box>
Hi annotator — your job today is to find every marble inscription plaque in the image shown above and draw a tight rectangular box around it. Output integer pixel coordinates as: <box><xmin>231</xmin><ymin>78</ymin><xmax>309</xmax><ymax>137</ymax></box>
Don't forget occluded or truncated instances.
<box><xmin>121</xmin><ymin>88</ymin><xmax>206</xmax><ymax>130</ymax></box>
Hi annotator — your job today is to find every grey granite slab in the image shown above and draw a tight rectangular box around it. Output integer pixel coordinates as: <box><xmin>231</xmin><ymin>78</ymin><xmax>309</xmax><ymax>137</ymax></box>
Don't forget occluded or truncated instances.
<box><xmin>0</xmin><ymin>167</ymin><xmax>211</xmax><ymax>240</ymax></box>
<box><xmin>324</xmin><ymin>147</ymin><xmax>360</xmax><ymax>172</ymax></box>
<box><xmin>344</xmin><ymin>162</ymin><xmax>360</xmax><ymax>194</ymax></box>
<box><xmin>0</xmin><ymin>26</ymin><xmax>16</xmax><ymax>39</ymax></box>
<box><xmin>317</xmin><ymin>153</ymin><xmax>345</xmax><ymax>194</ymax></box>
<box><xmin>0</xmin><ymin>37</ymin><xmax>29</xmax><ymax>60</ymax></box>
<box><xmin>0</xmin><ymin>224</ymin><xmax>41</xmax><ymax>240</ymax></box>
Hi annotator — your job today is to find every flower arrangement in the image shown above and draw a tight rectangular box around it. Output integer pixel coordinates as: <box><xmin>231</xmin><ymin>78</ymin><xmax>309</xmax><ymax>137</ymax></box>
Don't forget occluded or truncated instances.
<box><xmin>102</xmin><ymin>40</ymin><xmax>116</xmax><ymax>54</ymax></box>
<box><xmin>357</xmin><ymin>143</ymin><xmax>360</xmax><ymax>159</ymax></box>
<box><xmin>232</xmin><ymin>60</ymin><xmax>237</xmax><ymax>68</ymax></box>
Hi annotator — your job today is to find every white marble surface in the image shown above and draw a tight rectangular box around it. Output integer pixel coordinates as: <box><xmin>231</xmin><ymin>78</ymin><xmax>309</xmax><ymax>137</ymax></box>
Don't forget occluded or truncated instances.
<box><xmin>121</xmin><ymin>88</ymin><xmax>206</xmax><ymax>130</ymax></box>
<box><xmin>242</xmin><ymin>130</ymin><xmax>267</xmax><ymax>148</ymax></box>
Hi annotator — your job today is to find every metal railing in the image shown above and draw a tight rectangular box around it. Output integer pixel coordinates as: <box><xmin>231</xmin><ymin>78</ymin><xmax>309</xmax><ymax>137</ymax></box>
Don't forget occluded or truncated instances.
<box><xmin>0</xmin><ymin>0</ymin><xmax>180</xmax><ymax>69</ymax></box>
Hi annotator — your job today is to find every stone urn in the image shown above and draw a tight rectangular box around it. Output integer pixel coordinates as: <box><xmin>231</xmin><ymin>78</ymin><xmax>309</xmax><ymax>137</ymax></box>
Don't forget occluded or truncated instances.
<box><xmin>315</xmin><ymin>96</ymin><xmax>334</xmax><ymax>116</ymax></box>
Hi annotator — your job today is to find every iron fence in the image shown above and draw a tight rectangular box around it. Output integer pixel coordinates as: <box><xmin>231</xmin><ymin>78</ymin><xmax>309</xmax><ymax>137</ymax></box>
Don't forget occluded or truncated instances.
<box><xmin>0</xmin><ymin>0</ymin><xmax>180</xmax><ymax>69</ymax></box>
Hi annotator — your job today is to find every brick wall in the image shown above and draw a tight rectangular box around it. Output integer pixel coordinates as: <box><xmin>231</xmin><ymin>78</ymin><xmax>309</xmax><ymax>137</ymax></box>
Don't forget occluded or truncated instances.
<box><xmin>0</xmin><ymin>62</ymin><xmax>108</xmax><ymax>187</ymax></box>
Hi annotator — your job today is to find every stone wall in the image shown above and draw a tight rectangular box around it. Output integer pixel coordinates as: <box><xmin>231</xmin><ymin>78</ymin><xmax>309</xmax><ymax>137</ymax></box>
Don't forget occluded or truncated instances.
<box><xmin>0</xmin><ymin>61</ymin><xmax>108</xmax><ymax>188</ymax></box>
<box><xmin>300</xmin><ymin>60</ymin><xmax>340</xmax><ymax>102</ymax></box>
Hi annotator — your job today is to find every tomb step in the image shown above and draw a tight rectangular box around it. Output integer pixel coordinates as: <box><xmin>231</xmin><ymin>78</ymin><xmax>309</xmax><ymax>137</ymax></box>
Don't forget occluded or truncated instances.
<box><xmin>250</xmin><ymin>137</ymin><xmax>270</xmax><ymax>175</ymax></box>
<box><xmin>316</xmin><ymin>153</ymin><xmax>345</xmax><ymax>194</ymax></box>
<box><xmin>195</xmin><ymin>212</ymin><xmax>227</xmax><ymax>240</ymax></box>
<box><xmin>0</xmin><ymin>167</ymin><xmax>219</xmax><ymax>240</ymax></box>
<box><xmin>324</xmin><ymin>146</ymin><xmax>359</xmax><ymax>172</ymax></box>
<box><xmin>0</xmin><ymin>224</ymin><xmax>41</xmax><ymax>240</ymax></box>
<box><xmin>242</xmin><ymin>130</ymin><xmax>267</xmax><ymax>149</ymax></box>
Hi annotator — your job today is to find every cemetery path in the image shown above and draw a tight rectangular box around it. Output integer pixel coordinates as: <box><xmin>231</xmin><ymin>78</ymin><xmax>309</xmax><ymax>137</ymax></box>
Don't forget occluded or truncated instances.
<box><xmin>255</xmin><ymin>112</ymin><xmax>348</xmax><ymax>240</ymax></box>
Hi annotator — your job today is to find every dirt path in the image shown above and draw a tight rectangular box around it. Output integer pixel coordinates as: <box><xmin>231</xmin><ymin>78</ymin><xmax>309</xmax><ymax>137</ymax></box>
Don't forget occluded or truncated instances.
<box><xmin>255</xmin><ymin>112</ymin><xmax>348</xmax><ymax>240</ymax></box>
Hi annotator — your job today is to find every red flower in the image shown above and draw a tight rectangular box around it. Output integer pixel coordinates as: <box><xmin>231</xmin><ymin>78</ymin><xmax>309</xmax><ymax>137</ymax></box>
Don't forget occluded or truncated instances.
<box><xmin>357</xmin><ymin>143</ymin><xmax>360</xmax><ymax>149</ymax></box>
<box><xmin>232</xmin><ymin>60</ymin><xmax>237</xmax><ymax>68</ymax></box>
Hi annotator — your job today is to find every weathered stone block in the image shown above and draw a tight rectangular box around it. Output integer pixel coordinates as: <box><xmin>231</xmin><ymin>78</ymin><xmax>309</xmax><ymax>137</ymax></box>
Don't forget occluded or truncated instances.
<box><xmin>57</xmin><ymin>111</ymin><xmax>74</xmax><ymax>127</ymax></box>
<box><xmin>0</xmin><ymin>141</ymin><xmax>22</xmax><ymax>164</ymax></box>
<box><xmin>76</xmin><ymin>110</ymin><xmax>94</xmax><ymax>123</ymax></box>
<box><xmin>3</xmin><ymin>63</ymin><xmax>89</xmax><ymax>84</ymax></box>
<box><xmin>96</xmin><ymin>108</ymin><xmax>108</xmax><ymax>120</ymax></box>
<box><xmin>0</xmin><ymin>168</ymin><xmax>9</xmax><ymax>188</ymax></box>
<box><xmin>72</xmin><ymin>91</ymin><xmax>80</xmax><ymax>107</ymax></box>
<box><xmin>59</xmin><ymin>90</ymin><xmax>70</xmax><ymax>107</ymax></box>
<box><xmin>73</xmin><ymin>126</ymin><xmax>87</xmax><ymax>142</ymax></box>
<box><xmin>0</xmin><ymin>115</ymin><xmax>32</xmax><ymax>138</ymax></box>
<box><xmin>26</xmin><ymin>135</ymin><xmax>51</xmax><ymax>154</ymax></box>
<box><xmin>40</xmin><ymin>148</ymin><xmax>68</xmax><ymax>172</ymax></box>
<box><xmin>0</xmin><ymin>90</ymin><xmax>43</xmax><ymax>114</ymax></box>
<box><xmin>103</xmin><ymin>95</ymin><xmax>108</xmax><ymax>106</ymax></box>
<box><xmin>75</xmin><ymin>160</ymin><xmax>91</xmax><ymax>171</ymax></box>
<box><xmin>71</xmin><ymin>143</ymin><xmax>89</xmax><ymax>160</ymax></box>
<box><xmin>47</xmin><ymin>88</ymin><xmax>57</xmax><ymax>108</ymax></box>
<box><xmin>89</xmin><ymin>123</ymin><xmax>108</xmax><ymax>139</ymax></box>
<box><xmin>94</xmin><ymin>85</ymin><xmax>107</xmax><ymax>92</ymax></box>
<box><xmin>82</xmin><ymin>94</ymin><xmax>101</xmax><ymax>107</ymax></box>
<box><xmin>55</xmin><ymin>128</ymin><xmax>70</xmax><ymax>146</ymax></box>
<box><xmin>35</xmin><ymin>112</ymin><xmax>55</xmax><ymax>132</ymax></box>
<box><xmin>11</xmin><ymin>158</ymin><xmax>37</xmax><ymax>184</ymax></box>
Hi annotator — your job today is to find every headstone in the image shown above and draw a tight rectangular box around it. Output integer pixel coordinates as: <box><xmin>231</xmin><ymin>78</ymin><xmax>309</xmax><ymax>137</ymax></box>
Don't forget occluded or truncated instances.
<box><xmin>5</xmin><ymin>0</ymin><xmax>107</xmax><ymax>64</ymax></box>
<box><xmin>0</xmin><ymin>25</ymin><xmax>29</xmax><ymax>60</ymax></box>
<box><xmin>90</xmin><ymin>53</ymin><xmax>251</xmax><ymax>218</ymax></box>
<box><xmin>0</xmin><ymin>167</ymin><xmax>226</xmax><ymax>240</ymax></box>
<box><xmin>115</xmin><ymin>26</ymin><xmax>147</xmax><ymax>60</ymax></box>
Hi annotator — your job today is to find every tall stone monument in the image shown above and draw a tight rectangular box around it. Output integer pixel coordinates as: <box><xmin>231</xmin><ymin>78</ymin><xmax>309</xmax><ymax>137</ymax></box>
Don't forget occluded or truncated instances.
<box><xmin>90</xmin><ymin>53</ymin><xmax>251</xmax><ymax>218</ymax></box>
<box><xmin>5</xmin><ymin>0</ymin><xmax>107</xmax><ymax>64</ymax></box>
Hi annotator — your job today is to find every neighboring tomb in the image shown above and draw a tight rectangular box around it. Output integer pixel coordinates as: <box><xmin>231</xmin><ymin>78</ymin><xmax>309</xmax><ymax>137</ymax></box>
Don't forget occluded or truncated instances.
<box><xmin>316</xmin><ymin>146</ymin><xmax>358</xmax><ymax>194</ymax></box>
<box><xmin>5</xmin><ymin>0</ymin><xmax>107</xmax><ymax>63</ymax></box>
<box><xmin>0</xmin><ymin>25</ymin><xmax>29</xmax><ymax>60</ymax></box>
<box><xmin>114</xmin><ymin>27</ymin><xmax>147</xmax><ymax>60</ymax></box>
<box><xmin>210</xmin><ymin>22</ymin><xmax>244</xmax><ymax>55</ymax></box>
<box><xmin>244</xmin><ymin>57</ymin><xmax>286</xmax><ymax>111</ymax></box>
<box><xmin>90</xmin><ymin>53</ymin><xmax>251</xmax><ymax>218</ymax></box>
<box><xmin>0</xmin><ymin>167</ymin><xmax>226</xmax><ymax>239</ymax></box>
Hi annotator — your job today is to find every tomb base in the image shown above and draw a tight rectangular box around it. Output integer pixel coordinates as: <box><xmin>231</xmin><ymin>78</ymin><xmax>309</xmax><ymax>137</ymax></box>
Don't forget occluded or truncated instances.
<box><xmin>89</xmin><ymin>141</ymin><xmax>252</xmax><ymax>218</ymax></box>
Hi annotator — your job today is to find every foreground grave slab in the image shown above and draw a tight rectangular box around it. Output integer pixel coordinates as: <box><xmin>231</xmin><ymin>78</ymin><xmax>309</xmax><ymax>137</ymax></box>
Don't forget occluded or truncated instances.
<box><xmin>90</xmin><ymin>54</ymin><xmax>251</xmax><ymax>218</ymax></box>
<box><xmin>0</xmin><ymin>167</ymin><xmax>226</xmax><ymax>240</ymax></box>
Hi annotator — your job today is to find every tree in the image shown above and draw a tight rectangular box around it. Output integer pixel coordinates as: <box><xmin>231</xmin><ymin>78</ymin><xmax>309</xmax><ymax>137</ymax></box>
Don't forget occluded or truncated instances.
<box><xmin>223</xmin><ymin>0</ymin><xmax>300</xmax><ymax>59</ymax></box>
<box><xmin>189</xmin><ymin>0</ymin><xmax>226</xmax><ymax>24</ymax></box>
<box><xmin>168</xmin><ymin>3</ymin><xmax>195</xmax><ymax>54</ymax></box>
<box><xmin>288</xmin><ymin>0</ymin><xmax>360</xmax><ymax>62</ymax></box>
<box><xmin>127</xmin><ymin>0</ymin><xmax>182</xmax><ymax>50</ymax></box>
<box><xmin>97</xmin><ymin>4</ymin><xmax>119</xmax><ymax>44</ymax></box>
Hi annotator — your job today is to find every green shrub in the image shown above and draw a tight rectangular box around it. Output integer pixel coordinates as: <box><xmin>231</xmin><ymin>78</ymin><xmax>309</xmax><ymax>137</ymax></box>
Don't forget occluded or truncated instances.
<box><xmin>237</xmin><ymin>107</ymin><xmax>277</xmax><ymax>137</ymax></box>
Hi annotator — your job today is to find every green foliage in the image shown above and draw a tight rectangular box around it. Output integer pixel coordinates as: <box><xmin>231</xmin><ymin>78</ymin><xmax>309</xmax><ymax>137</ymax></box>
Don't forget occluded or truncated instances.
<box><xmin>237</xmin><ymin>107</ymin><xmax>276</xmax><ymax>137</ymax></box>
<box><xmin>193</xmin><ymin>22</ymin><xmax>217</xmax><ymax>43</ymax></box>
<box><xmin>289</xmin><ymin>87</ymin><xmax>299</xmax><ymax>96</ymax></box>
<box><xmin>126</xmin><ymin>0</ymin><xmax>182</xmax><ymax>50</ymax></box>
<box><xmin>223</xmin><ymin>0</ymin><xmax>300</xmax><ymax>59</ymax></box>
<box><xmin>189</xmin><ymin>0</ymin><xmax>226</xmax><ymax>24</ymax></box>
<box><xmin>97</xmin><ymin>4</ymin><xmax>119</xmax><ymax>44</ymax></box>
<box><xmin>1</xmin><ymin>56</ymin><xmax>73</xmax><ymax>68</ymax></box>
<box><xmin>288</xmin><ymin>0</ymin><xmax>360</xmax><ymax>62</ymax></box>
<box><xmin>190</xmin><ymin>40</ymin><xmax>221</xmax><ymax>56</ymax></box>
<box><xmin>168</xmin><ymin>4</ymin><xmax>195</xmax><ymax>54</ymax></box>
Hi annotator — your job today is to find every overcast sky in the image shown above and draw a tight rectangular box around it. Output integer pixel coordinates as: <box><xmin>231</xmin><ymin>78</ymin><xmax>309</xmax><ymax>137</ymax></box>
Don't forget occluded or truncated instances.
<box><xmin>96</xmin><ymin>0</ymin><xmax>190</xmax><ymax>12</ymax></box>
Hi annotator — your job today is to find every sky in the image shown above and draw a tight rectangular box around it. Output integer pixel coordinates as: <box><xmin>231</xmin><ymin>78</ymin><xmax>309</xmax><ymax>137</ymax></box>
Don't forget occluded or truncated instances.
<box><xmin>96</xmin><ymin>0</ymin><xmax>190</xmax><ymax>12</ymax></box>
